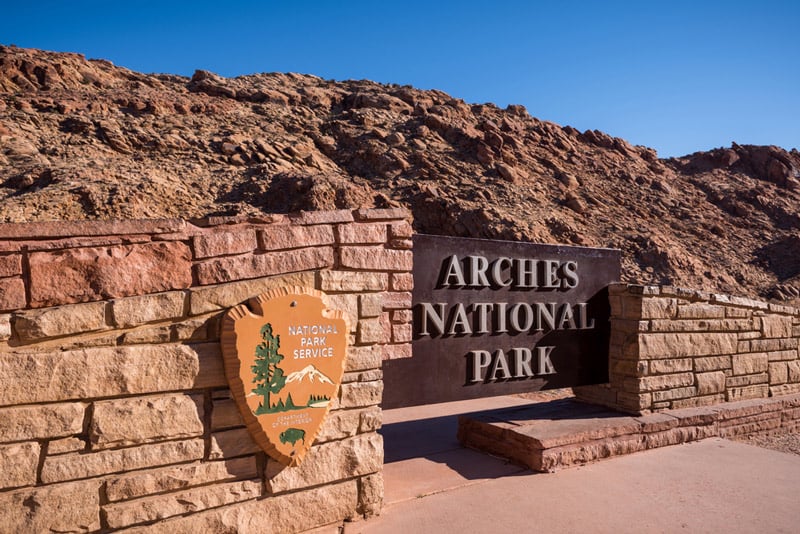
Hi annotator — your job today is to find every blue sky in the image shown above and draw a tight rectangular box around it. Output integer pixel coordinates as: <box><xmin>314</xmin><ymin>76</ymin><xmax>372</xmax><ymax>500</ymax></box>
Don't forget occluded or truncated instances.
<box><xmin>3</xmin><ymin>1</ymin><xmax>798</xmax><ymax>157</ymax></box>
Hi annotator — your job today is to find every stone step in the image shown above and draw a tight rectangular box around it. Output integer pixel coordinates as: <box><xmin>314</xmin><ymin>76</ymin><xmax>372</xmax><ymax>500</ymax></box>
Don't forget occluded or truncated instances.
<box><xmin>457</xmin><ymin>394</ymin><xmax>800</xmax><ymax>472</ymax></box>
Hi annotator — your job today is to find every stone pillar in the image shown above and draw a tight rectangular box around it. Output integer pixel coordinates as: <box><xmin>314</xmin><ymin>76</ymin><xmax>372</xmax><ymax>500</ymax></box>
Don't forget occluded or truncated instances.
<box><xmin>575</xmin><ymin>284</ymin><xmax>800</xmax><ymax>414</ymax></box>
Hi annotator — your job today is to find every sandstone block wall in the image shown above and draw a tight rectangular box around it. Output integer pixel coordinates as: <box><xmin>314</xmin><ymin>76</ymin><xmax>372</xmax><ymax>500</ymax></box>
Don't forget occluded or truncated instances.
<box><xmin>576</xmin><ymin>284</ymin><xmax>800</xmax><ymax>415</ymax></box>
<box><xmin>0</xmin><ymin>208</ymin><xmax>412</xmax><ymax>533</ymax></box>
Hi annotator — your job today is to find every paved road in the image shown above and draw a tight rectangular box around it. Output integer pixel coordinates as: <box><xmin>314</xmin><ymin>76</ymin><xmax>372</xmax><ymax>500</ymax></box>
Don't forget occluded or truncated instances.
<box><xmin>348</xmin><ymin>398</ymin><xmax>800</xmax><ymax>533</ymax></box>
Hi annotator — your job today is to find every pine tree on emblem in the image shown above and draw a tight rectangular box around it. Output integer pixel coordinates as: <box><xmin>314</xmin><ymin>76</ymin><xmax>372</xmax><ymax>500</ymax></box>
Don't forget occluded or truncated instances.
<box><xmin>251</xmin><ymin>323</ymin><xmax>287</xmax><ymax>415</ymax></box>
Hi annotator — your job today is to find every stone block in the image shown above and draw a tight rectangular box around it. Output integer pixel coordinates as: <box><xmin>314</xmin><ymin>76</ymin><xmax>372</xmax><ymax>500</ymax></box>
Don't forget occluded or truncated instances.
<box><xmin>49</xmin><ymin>437</ymin><xmax>86</xmax><ymax>455</ymax></box>
<box><xmin>638</xmin><ymin>297</ymin><xmax>677</xmax><ymax>319</ymax></box>
<box><xmin>90</xmin><ymin>393</ymin><xmax>204</xmax><ymax>449</ymax></box>
<box><xmin>120</xmin><ymin>325</ymin><xmax>172</xmax><ymax>344</ymax></box>
<box><xmin>696</xmin><ymin>371</ymin><xmax>727</xmax><ymax>395</ymax></box>
<box><xmin>0</xmin><ymin>277</ymin><xmax>26</xmax><ymax>311</ymax></box>
<box><xmin>0</xmin><ymin>219</ymin><xmax>184</xmax><ymax>239</ymax></box>
<box><xmin>760</xmin><ymin>316</ymin><xmax>793</xmax><ymax>338</ymax></box>
<box><xmin>726</xmin><ymin>384</ymin><xmax>770</xmax><ymax>402</ymax></box>
<box><xmin>358</xmin><ymin>472</ymin><xmax>384</xmax><ymax>517</ymax></box>
<box><xmin>14</xmin><ymin>301</ymin><xmax>108</xmax><ymax>341</ymax></box>
<box><xmin>769</xmin><ymin>362</ymin><xmax>789</xmax><ymax>385</ymax></box>
<box><xmin>390</xmin><ymin>272</ymin><xmax>414</xmax><ymax>291</ymax></box>
<box><xmin>694</xmin><ymin>356</ymin><xmax>731</xmax><ymax>372</ymax></box>
<box><xmin>318</xmin><ymin>271</ymin><xmax>388</xmax><ymax>293</ymax></box>
<box><xmin>120</xmin><ymin>479</ymin><xmax>358</xmax><ymax>534</ymax></box>
<box><xmin>316</xmin><ymin>406</ymin><xmax>380</xmax><ymax>443</ymax></box>
<box><xmin>669</xmin><ymin>406</ymin><xmax>719</xmax><ymax>426</ymax></box>
<box><xmin>650</xmin><ymin>319</ymin><xmax>753</xmax><ymax>332</ymax></box>
<box><xmin>359</xmin><ymin>293</ymin><xmax>384</xmax><ymax>318</ymax></box>
<box><xmin>104</xmin><ymin>479</ymin><xmax>261</xmax><ymax>529</ymax></box>
<box><xmin>193</xmin><ymin>229</ymin><xmax>258</xmax><ymax>259</ymax></box>
<box><xmin>291</xmin><ymin>210</ymin><xmax>355</xmax><ymax>224</ymax></box>
<box><xmin>726</xmin><ymin>307</ymin><xmax>752</xmax><ymax>318</ymax></box>
<box><xmin>28</xmin><ymin>242</ymin><xmax>192</xmax><ymax>308</ymax></box>
<box><xmin>0</xmin><ymin>402</ymin><xmax>86</xmax><ymax>442</ymax></box>
<box><xmin>612</xmin><ymin>318</ymin><xmax>649</xmax><ymax>335</ymax></box>
<box><xmin>714</xmin><ymin>397</ymin><xmax>783</xmax><ymax>420</ymax></box>
<box><xmin>766</xmin><ymin>350</ymin><xmax>799</xmax><ymax>361</ymax></box>
<box><xmin>339</xmin><ymin>246</ymin><xmax>412</xmax><ymax>272</ymax></box>
<box><xmin>172</xmin><ymin>315</ymin><xmax>219</xmax><ymax>342</ymax></box>
<box><xmin>339</xmin><ymin>381</ymin><xmax>383</xmax><ymax>408</ymax></box>
<box><xmin>0</xmin><ymin>314</ymin><xmax>10</xmax><ymax>340</ymax></box>
<box><xmin>649</xmin><ymin>319</ymin><xmax>711</xmax><ymax>332</ymax></box>
<box><xmin>259</xmin><ymin>224</ymin><xmax>334</xmax><ymax>251</ymax></box>
<box><xmin>0</xmin><ymin>343</ymin><xmax>225</xmax><ymax>406</ymax></box>
<box><xmin>771</xmin><ymin>384</ymin><xmax>800</xmax><ymax>397</ymax></box>
<box><xmin>189</xmin><ymin>271</ymin><xmax>315</xmax><ymax>315</ymax></box>
<box><xmin>360</xmin><ymin>407</ymin><xmax>382</xmax><ymax>433</ymax></box>
<box><xmin>648</xmin><ymin>358</ymin><xmax>692</xmax><ymax>374</ymax></box>
<box><xmin>725</xmin><ymin>373</ymin><xmax>768</xmax><ymax>388</ymax></box>
<box><xmin>212</xmin><ymin>398</ymin><xmax>244</xmax><ymax>430</ymax></box>
<box><xmin>266</xmin><ymin>433</ymin><xmax>382</xmax><ymax>493</ymax></box>
<box><xmin>391</xmin><ymin>309</ymin><xmax>412</xmax><ymax>323</ymax></box>
<box><xmin>611</xmin><ymin>359</ymin><xmax>646</xmax><ymax>377</ymax></box>
<box><xmin>537</xmin><ymin>435</ymin><xmax>646</xmax><ymax>472</ymax></box>
<box><xmin>635</xmin><ymin>372</ymin><xmax>695</xmax><ymax>392</ymax></box>
<box><xmin>355</xmin><ymin>207</ymin><xmax>409</xmax><ymax>221</ymax></box>
<box><xmin>196</xmin><ymin>247</ymin><xmax>334</xmax><ymax>285</ymax></box>
<box><xmin>644</xmin><ymin>425</ymin><xmax>717</xmax><ymax>449</ymax></box>
<box><xmin>325</xmin><ymin>293</ymin><xmax>358</xmax><ymax>333</ymax></box>
<box><xmin>0</xmin><ymin>442</ymin><xmax>39</xmax><ymax>489</ymax></box>
<box><xmin>343</xmin><ymin>369</ymin><xmax>382</xmax><ymax>383</ymax></box>
<box><xmin>111</xmin><ymin>291</ymin><xmax>186</xmax><ymax>328</ymax></box>
<box><xmin>382</xmin><ymin>343</ymin><xmax>412</xmax><ymax>359</ymax></box>
<box><xmin>669</xmin><ymin>394</ymin><xmax>726</xmax><ymax>409</ymax></box>
<box><xmin>638</xmin><ymin>332</ymin><xmax>737</xmax><ymax>359</ymax></box>
<box><xmin>382</xmin><ymin>291</ymin><xmax>412</xmax><ymax>310</ymax></box>
<box><xmin>750</xmin><ymin>338</ymin><xmax>798</xmax><ymax>352</ymax></box>
<box><xmin>650</xmin><ymin>386</ymin><xmax>697</xmax><ymax>403</ymax></box>
<box><xmin>346</xmin><ymin>345</ymin><xmax>382</xmax><ymax>372</ymax></box>
<box><xmin>0</xmin><ymin>254</ymin><xmax>21</xmax><ymax>277</ymax></box>
<box><xmin>392</xmin><ymin>323</ymin><xmax>412</xmax><ymax>343</ymax></box>
<box><xmin>357</xmin><ymin>316</ymin><xmax>390</xmax><ymax>344</ymax></box>
<box><xmin>337</xmin><ymin>223</ymin><xmax>387</xmax><ymax>244</ymax></box>
<box><xmin>209</xmin><ymin>428</ymin><xmax>260</xmax><ymax>459</ymax></box>
<box><xmin>676</xmin><ymin>303</ymin><xmax>726</xmax><ymax>319</ymax></box>
<box><xmin>0</xmin><ymin>479</ymin><xmax>101</xmax><ymax>533</ymax></box>
<box><xmin>732</xmin><ymin>353</ymin><xmax>769</xmax><ymax>375</ymax></box>
<box><xmin>788</xmin><ymin>361</ymin><xmax>800</xmax><ymax>383</ymax></box>
<box><xmin>635</xmin><ymin>413</ymin><xmax>679</xmax><ymax>432</ymax></box>
<box><xmin>106</xmin><ymin>457</ymin><xmax>258</xmax><ymax>502</ymax></box>
<box><xmin>389</xmin><ymin>220</ymin><xmax>413</xmax><ymax>238</ymax></box>
<box><xmin>718</xmin><ymin>410</ymin><xmax>783</xmax><ymax>429</ymax></box>
<box><xmin>41</xmin><ymin>439</ymin><xmax>204</xmax><ymax>483</ymax></box>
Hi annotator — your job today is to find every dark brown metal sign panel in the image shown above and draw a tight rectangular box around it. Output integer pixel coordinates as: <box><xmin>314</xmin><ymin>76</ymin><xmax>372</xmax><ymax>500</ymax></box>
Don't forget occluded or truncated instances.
<box><xmin>382</xmin><ymin>234</ymin><xmax>621</xmax><ymax>408</ymax></box>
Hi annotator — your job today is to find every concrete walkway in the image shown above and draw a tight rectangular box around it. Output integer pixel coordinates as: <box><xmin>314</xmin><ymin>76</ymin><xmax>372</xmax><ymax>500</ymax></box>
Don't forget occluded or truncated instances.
<box><xmin>349</xmin><ymin>397</ymin><xmax>800</xmax><ymax>533</ymax></box>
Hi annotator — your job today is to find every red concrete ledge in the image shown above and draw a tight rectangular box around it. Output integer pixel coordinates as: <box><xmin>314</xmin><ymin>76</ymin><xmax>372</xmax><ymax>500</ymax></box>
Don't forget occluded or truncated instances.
<box><xmin>457</xmin><ymin>394</ymin><xmax>800</xmax><ymax>472</ymax></box>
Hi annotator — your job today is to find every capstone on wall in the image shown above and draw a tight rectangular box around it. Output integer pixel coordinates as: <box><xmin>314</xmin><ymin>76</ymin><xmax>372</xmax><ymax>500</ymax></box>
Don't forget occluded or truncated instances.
<box><xmin>576</xmin><ymin>284</ymin><xmax>800</xmax><ymax>415</ymax></box>
<box><xmin>0</xmin><ymin>208</ymin><xmax>412</xmax><ymax>533</ymax></box>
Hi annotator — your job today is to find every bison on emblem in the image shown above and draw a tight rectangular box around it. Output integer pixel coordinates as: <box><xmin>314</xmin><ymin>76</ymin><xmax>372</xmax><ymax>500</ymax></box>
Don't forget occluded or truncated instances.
<box><xmin>280</xmin><ymin>428</ymin><xmax>306</xmax><ymax>447</ymax></box>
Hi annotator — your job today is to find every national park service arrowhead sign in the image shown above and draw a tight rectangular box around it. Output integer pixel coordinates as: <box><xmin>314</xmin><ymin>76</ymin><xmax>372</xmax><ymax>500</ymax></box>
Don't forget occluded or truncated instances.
<box><xmin>221</xmin><ymin>286</ymin><xmax>349</xmax><ymax>466</ymax></box>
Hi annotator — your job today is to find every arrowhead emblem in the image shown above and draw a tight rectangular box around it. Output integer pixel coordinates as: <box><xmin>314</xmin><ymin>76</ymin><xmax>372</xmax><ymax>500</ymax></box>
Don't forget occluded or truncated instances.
<box><xmin>221</xmin><ymin>286</ymin><xmax>349</xmax><ymax>466</ymax></box>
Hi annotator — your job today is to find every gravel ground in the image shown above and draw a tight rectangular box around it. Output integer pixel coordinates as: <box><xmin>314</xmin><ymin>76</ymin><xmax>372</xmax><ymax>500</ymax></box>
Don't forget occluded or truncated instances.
<box><xmin>731</xmin><ymin>431</ymin><xmax>800</xmax><ymax>457</ymax></box>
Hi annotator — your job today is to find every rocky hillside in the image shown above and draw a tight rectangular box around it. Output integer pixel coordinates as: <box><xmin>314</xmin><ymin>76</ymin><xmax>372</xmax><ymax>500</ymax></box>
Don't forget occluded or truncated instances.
<box><xmin>1</xmin><ymin>45</ymin><xmax>798</xmax><ymax>302</ymax></box>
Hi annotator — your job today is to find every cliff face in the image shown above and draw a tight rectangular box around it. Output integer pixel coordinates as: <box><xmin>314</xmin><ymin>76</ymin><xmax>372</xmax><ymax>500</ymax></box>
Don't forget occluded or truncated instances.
<box><xmin>1</xmin><ymin>45</ymin><xmax>798</xmax><ymax>302</ymax></box>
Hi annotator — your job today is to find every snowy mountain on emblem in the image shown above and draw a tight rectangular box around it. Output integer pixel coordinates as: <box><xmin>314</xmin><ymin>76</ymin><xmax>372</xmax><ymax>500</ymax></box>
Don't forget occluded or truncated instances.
<box><xmin>286</xmin><ymin>365</ymin><xmax>334</xmax><ymax>385</ymax></box>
